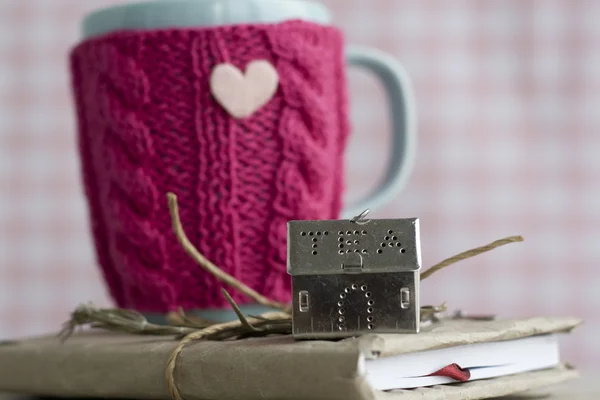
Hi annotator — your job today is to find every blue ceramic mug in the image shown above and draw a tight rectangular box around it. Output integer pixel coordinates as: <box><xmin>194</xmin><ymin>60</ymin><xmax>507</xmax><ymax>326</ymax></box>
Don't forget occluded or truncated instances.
<box><xmin>80</xmin><ymin>0</ymin><xmax>417</xmax><ymax>323</ymax></box>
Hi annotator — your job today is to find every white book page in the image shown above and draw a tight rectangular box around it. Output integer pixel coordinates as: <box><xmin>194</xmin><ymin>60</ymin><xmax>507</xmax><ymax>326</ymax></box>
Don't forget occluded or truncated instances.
<box><xmin>365</xmin><ymin>334</ymin><xmax>560</xmax><ymax>390</ymax></box>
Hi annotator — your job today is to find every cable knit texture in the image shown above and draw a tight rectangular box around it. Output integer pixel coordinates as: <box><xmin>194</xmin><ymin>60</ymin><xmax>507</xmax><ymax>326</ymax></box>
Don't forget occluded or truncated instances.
<box><xmin>70</xmin><ymin>20</ymin><xmax>350</xmax><ymax>312</ymax></box>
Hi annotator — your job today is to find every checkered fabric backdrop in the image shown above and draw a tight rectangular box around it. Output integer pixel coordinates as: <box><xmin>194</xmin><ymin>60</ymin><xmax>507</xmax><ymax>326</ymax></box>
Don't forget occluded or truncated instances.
<box><xmin>1</xmin><ymin>0</ymin><xmax>598</xmax><ymax>367</ymax></box>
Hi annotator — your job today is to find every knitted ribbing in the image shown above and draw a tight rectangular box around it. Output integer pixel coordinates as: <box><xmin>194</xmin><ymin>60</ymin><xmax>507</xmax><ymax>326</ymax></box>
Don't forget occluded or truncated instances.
<box><xmin>70</xmin><ymin>20</ymin><xmax>350</xmax><ymax>312</ymax></box>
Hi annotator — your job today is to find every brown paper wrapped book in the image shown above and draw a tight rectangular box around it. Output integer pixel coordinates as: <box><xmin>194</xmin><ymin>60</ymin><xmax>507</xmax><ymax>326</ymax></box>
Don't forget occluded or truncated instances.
<box><xmin>0</xmin><ymin>316</ymin><xmax>581</xmax><ymax>400</ymax></box>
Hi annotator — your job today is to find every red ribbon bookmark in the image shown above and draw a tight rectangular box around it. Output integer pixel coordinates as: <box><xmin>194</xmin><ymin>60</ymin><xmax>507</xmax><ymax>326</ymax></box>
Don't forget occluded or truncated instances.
<box><xmin>428</xmin><ymin>363</ymin><xmax>471</xmax><ymax>382</ymax></box>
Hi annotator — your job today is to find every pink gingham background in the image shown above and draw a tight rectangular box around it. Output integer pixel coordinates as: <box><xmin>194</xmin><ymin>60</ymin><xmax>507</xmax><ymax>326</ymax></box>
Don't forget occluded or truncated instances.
<box><xmin>1</xmin><ymin>0</ymin><xmax>598</xmax><ymax>367</ymax></box>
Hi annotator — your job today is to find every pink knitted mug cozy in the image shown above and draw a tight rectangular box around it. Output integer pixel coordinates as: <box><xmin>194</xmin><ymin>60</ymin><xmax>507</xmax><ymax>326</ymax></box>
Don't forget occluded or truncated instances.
<box><xmin>70</xmin><ymin>20</ymin><xmax>351</xmax><ymax>312</ymax></box>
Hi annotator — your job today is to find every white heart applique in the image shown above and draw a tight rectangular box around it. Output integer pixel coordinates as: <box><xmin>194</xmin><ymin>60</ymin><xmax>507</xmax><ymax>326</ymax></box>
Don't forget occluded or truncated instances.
<box><xmin>209</xmin><ymin>60</ymin><xmax>279</xmax><ymax>119</ymax></box>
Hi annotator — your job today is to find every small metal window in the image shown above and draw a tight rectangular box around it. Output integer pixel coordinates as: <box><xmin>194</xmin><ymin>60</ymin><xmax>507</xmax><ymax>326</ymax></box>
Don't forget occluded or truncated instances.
<box><xmin>298</xmin><ymin>290</ymin><xmax>310</xmax><ymax>312</ymax></box>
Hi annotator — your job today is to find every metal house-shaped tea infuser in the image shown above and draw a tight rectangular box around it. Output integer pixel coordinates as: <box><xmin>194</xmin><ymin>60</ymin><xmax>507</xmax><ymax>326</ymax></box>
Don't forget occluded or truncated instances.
<box><xmin>287</xmin><ymin>210</ymin><xmax>421</xmax><ymax>339</ymax></box>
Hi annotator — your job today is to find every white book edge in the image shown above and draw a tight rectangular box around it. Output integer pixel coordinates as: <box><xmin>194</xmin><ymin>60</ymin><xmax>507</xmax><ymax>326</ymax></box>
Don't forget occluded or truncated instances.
<box><xmin>360</xmin><ymin>334</ymin><xmax>561</xmax><ymax>390</ymax></box>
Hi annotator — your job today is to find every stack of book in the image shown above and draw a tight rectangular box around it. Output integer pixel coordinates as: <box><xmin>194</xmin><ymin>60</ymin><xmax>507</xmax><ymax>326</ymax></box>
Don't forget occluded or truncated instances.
<box><xmin>0</xmin><ymin>316</ymin><xmax>580</xmax><ymax>400</ymax></box>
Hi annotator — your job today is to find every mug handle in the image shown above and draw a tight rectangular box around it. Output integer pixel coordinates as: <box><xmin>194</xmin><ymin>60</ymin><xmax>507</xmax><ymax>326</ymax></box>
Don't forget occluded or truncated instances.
<box><xmin>342</xmin><ymin>46</ymin><xmax>417</xmax><ymax>219</ymax></box>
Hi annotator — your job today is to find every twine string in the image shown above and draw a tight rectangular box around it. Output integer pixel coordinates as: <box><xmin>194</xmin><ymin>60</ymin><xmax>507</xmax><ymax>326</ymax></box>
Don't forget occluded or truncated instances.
<box><xmin>167</xmin><ymin>193</ymin><xmax>289</xmax><ymax>312</ymax></box>
<box><xmin>420</xmin><ymin>236</ymin><xmax>524</xmax><ymax>281</ymax></box>
<box><xmin>164</xmin><ymin>307</ymin><xmax>290</xmax><ymax>400</ymax></box>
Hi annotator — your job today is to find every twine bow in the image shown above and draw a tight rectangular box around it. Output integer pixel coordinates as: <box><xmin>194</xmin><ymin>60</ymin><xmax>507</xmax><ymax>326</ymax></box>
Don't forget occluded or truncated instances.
<box><xmin>60</xmin><ymin>192</ymin><xmax>524</xmax><ymax>400</ymax></box>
